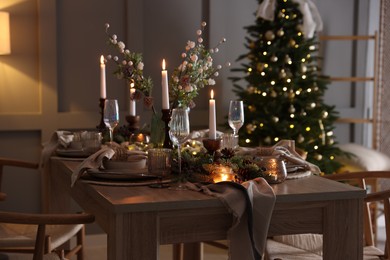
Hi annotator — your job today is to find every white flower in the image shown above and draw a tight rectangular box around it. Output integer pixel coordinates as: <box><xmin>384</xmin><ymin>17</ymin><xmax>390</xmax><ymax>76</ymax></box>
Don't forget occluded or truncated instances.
<box><xmin>113</xmin><ymin>56</ymin><xmax>119</xmax><ymax>61</ymax></box>
<box><xmin>217</xmin><ymin>65</ymin><xmax>222</xmax><ymax>70</ymax></box>
<box><xmin>221</xmin><ymin>37</ymin><xmax>227</xmax><ymax>43</ymax></box>
<box><xmin>187</xmin><ymin>41</ymin><xmax>196</xmax><ymax>49</ymax></box>
<box><xmin>214</xmin><ymin>47</ymin><xmax>219</xmax><ymax>53</ymax></box>
<box><xmin>184</xmin><ymin>85</ymin><xmax>193</xmax><ymax>92</ymax></box>
<box><xmin>178</xmin><ymin>85</ymin><xmax>183</xmax><ymax>90</ymax></box>
<box><xmin>208</xmin><ymin>78</ymin><xmax>216</xmax><ymax>85</ymax></box>
<box><xmin>198</xmin><ymin>68</ymin><xmax>203</xmax><ymax>73</ymax></box>
<box><xmin>197</xmin><ymin>30</ymin><xmax>202</xmax><ymax>35</ymax></box>
<box><xmin>106</xmin><ymin>55</ymin><xmax>112</xmax><ymax>60</ymax></box>
<box><xmin>117</xmin><ymin>41</ymin><xmax>125</xmax><ymax>50</ymax></box>
<box><xmin>105</xmin><ymin>23</ymin><xmax>110</xmax><ymax>29</ymax></box>
<box><xmin>207</xmin><ymin>57</ymin><xmax>213</xmax><ymax>63</ymax></box>
<box><xmin>122</xmin><ymin>60</ymin><xmax>127</xmax><ymax>65</ymax></box>
<box><xmin>201</xmin><ymin>21</ymin><xmax>207</xmax><ymax>27</ymax></box>
<box><xmin>174</xmin><ymin>76</ymin><xmax>179</xmax><ymax>83</ymax></box>
<box><xmin>198</xmin><ymin>37</ymin><xmax>203</xmax><ymax>43</ymax></box>
<box><xmin>111</xmin><ymin>39</ymin><xmax>117</xmax><ymax>45</ymax></box>
<box><xmin>225</xmin><ymin>62</ymin><xmax>231</xmax><ymax>67</ymax></box>
<box><xmin>137</xmin><ymin>62</ymin><xmax>144</xmax><ymax>70</ymax></box>
<box><xmin>214</xmin><ymin>72</ymin><xmax>219</xmax><ymax>77</ymax></box>
<box><xmin>190</xmin><ymin>54</ymin><xmax>198</xmax><ymax>62</ymax></box>
<box><xmin>112</xmin><ymin>34</ymin><xmax>117</xmax><ymax>40</ymax></box>
<box><xmin>181</xmin><ymin>53</ymin><xmax>187</xmax><ymax>58</ymax></box>
<box><xmin>125</xmin><ymin>49</ymin><xmax>130</xmax><ymax>54</ymax></box>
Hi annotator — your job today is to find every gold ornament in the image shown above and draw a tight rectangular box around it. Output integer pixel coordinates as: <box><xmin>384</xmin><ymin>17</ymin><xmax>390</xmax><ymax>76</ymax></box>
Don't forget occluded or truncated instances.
<box><xmin>271</xmin><ymin>90</ymin><xmax>277</xmax><ymax>97</ymax></box>
<box><xmin>246</xmin><ymin>123</ymin><xmax>256</xmax><ymax>132</ymax></box>
<box><xmin>247</xmin><ymin>86</ymin><xmax>256</xmax><ymax>94</ymax></box>
<box><xmin>300</xmin><ymin>110</ymin><xmax>307</xmax><ymax>116</ymax></box>
<box><xmin>328</xmin><ymin>138</ymin><xmax>334</xmax><ymax>145</ymax></box>
<box><xmin>270</xmin><ymin>55</ymin><xmax>278</xmax><ymax>62</ymax></box>
<box><xmin>278</xmin><ymin>12</ymin><xmax>285</xmax><ymax>18</ymax></box>
<box><xmin>288</xmin><ymin>105</ymin><xmax>296</xmax><ymax>113</ymax></box>
<box><xmin>285</xmin><ymin>55</ymin><xmax>292</xmax><ymax>64</ymax></box>
<box><xmin>288</xmin><ymin>91</ymin><xmax>295</xmax><ymax>99</ymax></box>
<box><xmin>277</xmin><ymin>29</ymin><xmax>284</xmax><ymax>37</ymax></box>
<box><xmin>272</xmin><ymin>116</ymin><xmax>279</xmax><ymax>123</ymax></box>
<box><xmin>297</xmin><ymin>135</ymin><xmax>304</xmax><ymax>143</ymax></box>
<box><xmin>279</xmin><ymin>69</ymin><xmax>287</xmax><ymax>78</ymax></box>
<box><xmin>256</xmin><ymin>63</ymin><xmax>264</xmax><ymax>72</ymax></box>
<box><xmin>301</xmin><ymin>65</ymin><xmax>307</xmax><ymax>73</ymax></box>
<box><xmin>265</xmin><ymin>30</ymin><xmax>275</xmax><ymax>41</ymax></box>
<box><xmin>289</xmin><ymin>39</ymin><xmax>296</xmax><ymax>47</ymax></box>
<box><xmin>314</xmin><ymin>154</ymin><xmax>323</xmax><ymax>161</ymax></box>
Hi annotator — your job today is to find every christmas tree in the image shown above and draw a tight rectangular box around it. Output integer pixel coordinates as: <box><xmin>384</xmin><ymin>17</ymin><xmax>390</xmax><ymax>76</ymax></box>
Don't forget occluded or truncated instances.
<box><xmin>231</xmin><ymin>0</ymin><xmax>343</xmax><ymax>174</ymax></box>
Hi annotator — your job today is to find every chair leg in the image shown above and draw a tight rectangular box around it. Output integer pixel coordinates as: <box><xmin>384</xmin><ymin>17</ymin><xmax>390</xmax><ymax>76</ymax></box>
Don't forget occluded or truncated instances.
<box><xmin>76</xmin><ymin>226</ymin><xmax>86</xmax><ymax>260</ymax></box>
<box><xmin>172</xmin><ymin>244</ymin><xmax>183</xmax><ymax>260</ymax></box>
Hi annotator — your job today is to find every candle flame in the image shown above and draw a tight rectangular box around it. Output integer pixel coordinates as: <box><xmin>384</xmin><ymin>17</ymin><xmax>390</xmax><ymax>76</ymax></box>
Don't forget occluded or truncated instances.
<box><xmin>162</xmin><ymin>59</ymin><xmax>166</xmax><ymax>70</ymax></box>
<box><xmin>210</xmin><ymin>89</ymin><xmax>214</xmax><ymax>99</ymax></box>
<box><xmin>100</xmin><ymin>55</ymin><xmax>105</xmax><ymax>64</ymax></box>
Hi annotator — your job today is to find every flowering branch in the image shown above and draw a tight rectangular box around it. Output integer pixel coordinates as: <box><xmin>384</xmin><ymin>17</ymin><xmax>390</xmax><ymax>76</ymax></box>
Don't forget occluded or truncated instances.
<box><xmin>104</xmin><ymin>23</ymin><xmax>154</xmax><ymax>111</ymax></box>
<box><xmin>169</xmin><ymin>21</ymin><xmax>230</xmax><ymax>109</ymax></box>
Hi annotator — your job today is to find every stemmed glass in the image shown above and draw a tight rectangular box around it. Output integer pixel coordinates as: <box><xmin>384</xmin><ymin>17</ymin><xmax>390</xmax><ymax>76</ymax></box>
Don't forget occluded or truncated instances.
<box><xmin>103</xmin><ymin>99</ymin><xmax>119</xmax><ymax>143</ymax></box>
<box><xmin>228</xmin><ymin>100</ymin><xmax>244</xmax><ymax>135</ymax></box>
<box><xmin>169</xmin><ymin>107</ymin><xmax>190</xmax><ymax>190</ymax></box>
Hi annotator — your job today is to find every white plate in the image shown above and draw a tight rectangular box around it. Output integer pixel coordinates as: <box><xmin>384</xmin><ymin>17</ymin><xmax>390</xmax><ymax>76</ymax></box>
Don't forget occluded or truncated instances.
<box><xmin>87</xmin><ymin>168</ymin><xmax>154</xmax><ymax>181</ymax></box>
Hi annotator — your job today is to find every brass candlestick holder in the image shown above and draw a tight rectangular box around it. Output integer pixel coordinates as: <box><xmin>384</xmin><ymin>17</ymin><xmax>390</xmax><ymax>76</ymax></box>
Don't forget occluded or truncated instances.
<box><xmin>203</xmin><ymin>138</ymin><xmax>222</xmax><ymax>155</ymax></box>
<box><xmin>96</xmin><ymin>98</ymin><xmax>106</xmax><ymax>132</ymax></box>
<box><xmin>161</xmin><ymin>109</ymin><xmax>172</xmax><ymax>149</ymax></box>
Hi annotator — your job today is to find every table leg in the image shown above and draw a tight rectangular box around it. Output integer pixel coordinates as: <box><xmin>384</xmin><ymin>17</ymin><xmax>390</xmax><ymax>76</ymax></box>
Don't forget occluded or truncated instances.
<box><xmin>323</xmin><ymin>198</ymin><xmax>363</xmax><ymax>260</ymax></box>
<box><xmin>108</xmin><ymin>212</ymin><xmax>159</xmax><ymax>260</ymax></box>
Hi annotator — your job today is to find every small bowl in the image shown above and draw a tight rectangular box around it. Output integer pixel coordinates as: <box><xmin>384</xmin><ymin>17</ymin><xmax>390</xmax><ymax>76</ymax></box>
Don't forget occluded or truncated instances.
<box><xmin>103</xmin><ymin>155</ymin><xmax>147</xmax><ymax>170</ymax></box>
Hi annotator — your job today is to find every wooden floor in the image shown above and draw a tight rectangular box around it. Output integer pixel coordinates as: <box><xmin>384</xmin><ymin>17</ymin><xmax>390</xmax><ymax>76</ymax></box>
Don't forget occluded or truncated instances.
<box><xmin>3</xmin><ymin>216</ymin><xmax>386</xmax><ymax>260</ymax></box>
<box><xmin>2</xmin><ymin>234</ymin><xmax>229</xmax><ymax>260</ymax></box>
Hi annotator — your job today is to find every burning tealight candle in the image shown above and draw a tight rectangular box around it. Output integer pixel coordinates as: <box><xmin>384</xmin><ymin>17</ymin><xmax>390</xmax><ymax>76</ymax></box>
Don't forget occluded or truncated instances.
<box><xmin>209</xmin><ymin>89</ymin><xmax>217</xmax><ymax>139</ymax></box>
<box><xmin>213</xmin><ymin>166</ymin><xmax>234</xmax><ymax>183</ymax></box>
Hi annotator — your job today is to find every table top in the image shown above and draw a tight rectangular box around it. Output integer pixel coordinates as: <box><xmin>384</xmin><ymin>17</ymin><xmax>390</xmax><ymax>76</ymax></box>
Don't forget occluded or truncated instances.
<box><xmin>54</xmin><ymin>158</ymin><xmax>366</xmax><ymax>214</ymax></box>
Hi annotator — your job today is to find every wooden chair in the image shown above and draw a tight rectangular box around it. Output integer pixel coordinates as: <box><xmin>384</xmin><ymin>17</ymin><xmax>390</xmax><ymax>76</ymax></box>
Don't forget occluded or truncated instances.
<box><xmin>266</xmin><ymin>171</ymin><xmax>390</xmax><ymax>260</ymax></box>
<box><xmin>0</xmin><ymin>157</ymin><xmax>95</xmax><ymax>260</ymax></box>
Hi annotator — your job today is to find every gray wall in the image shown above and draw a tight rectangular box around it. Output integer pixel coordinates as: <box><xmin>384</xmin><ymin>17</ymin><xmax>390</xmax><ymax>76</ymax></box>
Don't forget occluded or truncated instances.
<box><xmin>0</xmin><ymin>0</ymin><xmax>379</xmax><ymax>218</ymax></box>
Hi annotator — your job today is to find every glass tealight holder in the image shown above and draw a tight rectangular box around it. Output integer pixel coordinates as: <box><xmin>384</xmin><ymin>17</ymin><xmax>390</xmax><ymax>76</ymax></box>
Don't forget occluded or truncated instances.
<box><xmin>147</xmin><ymin>148</ymin><xmax>172</xmax><ymax>188</ymax></box>
<box><xmin>258</xmin><ymin>156</ymin><xmax>287</xmax><ymax>184</ymax></box>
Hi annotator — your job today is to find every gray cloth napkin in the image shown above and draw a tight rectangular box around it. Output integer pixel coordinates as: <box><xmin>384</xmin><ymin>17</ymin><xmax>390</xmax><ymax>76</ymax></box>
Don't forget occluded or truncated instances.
<box><xmin>186</xmin><ymin>177</ymin><xmax>275</xmax><ymax>260</ymax></box>
<box><xmin>71</xmin><ymin>147</ymin><xmax>115</xmax><ymax>187</ymax></box>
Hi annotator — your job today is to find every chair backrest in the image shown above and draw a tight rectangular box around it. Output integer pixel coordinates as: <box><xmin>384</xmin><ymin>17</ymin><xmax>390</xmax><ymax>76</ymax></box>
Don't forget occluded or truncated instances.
<box><xmin>324</xmin><ymin>171</ymin><xmax>390</xmax><ymax>257</ymax></box>
<box><xmin>0</xmin><ymin>157</ymin><xmax>39</xmax><ymax>201</ymax></box>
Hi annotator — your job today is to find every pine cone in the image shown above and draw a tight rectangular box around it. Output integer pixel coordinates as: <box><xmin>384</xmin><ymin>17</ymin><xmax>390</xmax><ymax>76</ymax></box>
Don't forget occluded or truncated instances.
<box><xmin>220</xmin><ymin>148</ymin><xmax>235</xmax><ymax>159</ymax></box>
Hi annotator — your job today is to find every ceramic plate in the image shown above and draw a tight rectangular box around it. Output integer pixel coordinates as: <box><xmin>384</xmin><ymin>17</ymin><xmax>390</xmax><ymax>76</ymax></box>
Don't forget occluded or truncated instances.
<box><xmin>87</xmin><ymin>168</ymin><xmax>155</xmax><ymax>181</ymax></box>
<box><xmin>56</xmin><ymin>149</ymin><xmax>91</xmax><ymax>158</ymax></box>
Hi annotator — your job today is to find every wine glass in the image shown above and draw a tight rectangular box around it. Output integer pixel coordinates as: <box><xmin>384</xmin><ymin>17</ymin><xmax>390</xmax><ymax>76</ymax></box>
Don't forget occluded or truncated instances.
<box><xmin>228</xmin><ymin>100</ymin><xmax>244</xmax><ymax>135</ymax></box>
<box><xmin>103</xmin><ymin>99</ymin><xmax>119</xmax><ymax>143</ymax></box>
<box><xmin>169</xmin><ymin>107</ymin><xmax>190</xmax><ymax>190</ymax></box>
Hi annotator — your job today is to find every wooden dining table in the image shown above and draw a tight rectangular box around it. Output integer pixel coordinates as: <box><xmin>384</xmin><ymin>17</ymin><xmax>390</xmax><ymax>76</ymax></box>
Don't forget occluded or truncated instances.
<box><xmin>46</xmin><ymin>157</ymin><xmax>366</xmax><ymax>260</ymax></box>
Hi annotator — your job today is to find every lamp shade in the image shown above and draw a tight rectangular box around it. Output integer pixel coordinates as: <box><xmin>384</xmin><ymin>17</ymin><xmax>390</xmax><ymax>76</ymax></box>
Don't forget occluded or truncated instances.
<box><xmin>0</xmin><ymin>12</ymin><xmax>11</xmax><ymax>55</ymax></box>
